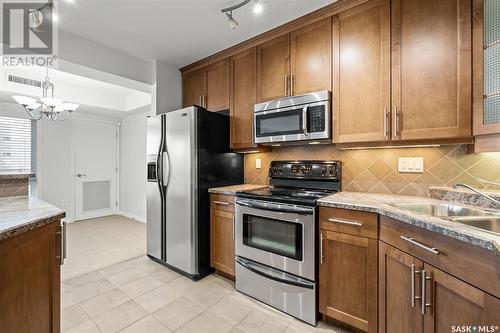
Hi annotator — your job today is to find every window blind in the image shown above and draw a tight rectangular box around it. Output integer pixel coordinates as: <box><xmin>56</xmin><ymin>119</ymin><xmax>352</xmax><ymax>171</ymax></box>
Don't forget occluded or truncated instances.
<box><xmin>0</xmin><ymin>116</ymin><xmax>35</xmax><ymax>174</ymax></box>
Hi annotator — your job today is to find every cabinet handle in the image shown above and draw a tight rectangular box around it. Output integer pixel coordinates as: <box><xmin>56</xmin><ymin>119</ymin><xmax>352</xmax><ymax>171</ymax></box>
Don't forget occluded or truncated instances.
<box><xmin>421</xmin><ymin>270</ymin><xmax>432</xmax><ymax>315</ymax></box>
<box><xmin>199</xmin><ymin>95</ymin><xmax>203</xmax><ymax>106</ymax></box>
<box><xmin>393</xmin><ymin>106</ymin><xmax>398</xmax><ymax>137</ymax></box>
<box><xmin>384</xmin><ymin>107</ymin><xmax>390</xmax><ymax>138</ymax></box>
<box><xmin>284</xmin><ymin>75</ymin><xmax>288</xmax><ymax>96</ymax></box>
<box><xmin>400</xmin><ymin>236</ymin><xmax>439</xmax><ymax>255</ymax></box>
<box><xmin>232</xmin><ymin>216</ymin><xmax>235</xmax><ymax>239</ymax></box>
<box><xmin>290</xmin><ymin>75</ymin><xmax>294</xmax><ymax>96</ymax></box>
<box><xmin>328</xmin><ymin>217</ymin><xmax>363</xmax><ymax>227</ymax></box>
<box><xmin>320</xmin><ymin>233</ymin><xmax>324</xmax><ymax>264</ymax></box>
<box><xmin>213</xmin><ymin>200</ymin><xmax>230</xmax><ymax>206</ymax></box>
<box><xmin>411</xmin><ymin>264</ymin><xmax>421</xmax><ymax>307</ymax></box>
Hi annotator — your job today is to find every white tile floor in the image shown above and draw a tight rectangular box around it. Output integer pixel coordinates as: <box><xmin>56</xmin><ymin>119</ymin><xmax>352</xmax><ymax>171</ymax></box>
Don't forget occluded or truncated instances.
<box><xmin>62</xmin><ymin>256</ymin><xmax>354</xmax><ymax>333</ymax></box>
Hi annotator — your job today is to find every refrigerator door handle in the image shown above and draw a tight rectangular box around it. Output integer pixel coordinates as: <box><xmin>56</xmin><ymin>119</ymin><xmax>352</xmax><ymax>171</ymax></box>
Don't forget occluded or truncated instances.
<box><xmin>156</xmin><ymin>151</ymin><xmax>163</xmax><ymax>187</ymax></box>
<box><xmin>162</xmin><ymin>151</ymin><xmax>171</xmax><ymax>188</ymax></box>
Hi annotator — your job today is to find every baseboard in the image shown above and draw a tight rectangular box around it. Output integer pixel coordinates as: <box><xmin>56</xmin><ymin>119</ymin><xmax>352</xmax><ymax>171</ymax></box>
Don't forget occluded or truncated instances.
<box><xmin>118</xmin><ymin>211</ymin><xmax>146</xmax><ymax>223</ymax></box>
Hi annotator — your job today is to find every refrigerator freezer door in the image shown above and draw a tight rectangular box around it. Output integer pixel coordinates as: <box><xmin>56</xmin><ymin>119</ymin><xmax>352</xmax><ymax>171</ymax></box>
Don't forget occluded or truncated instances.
<box><xmin>146</xmin><ymin>115</ymin><xmax>163</xmax><ymax>260</ymax></box>
<box><xmin>164</xmin><ymin>107</ymin><xmax>197</xmax><ymax>275</ymax></box>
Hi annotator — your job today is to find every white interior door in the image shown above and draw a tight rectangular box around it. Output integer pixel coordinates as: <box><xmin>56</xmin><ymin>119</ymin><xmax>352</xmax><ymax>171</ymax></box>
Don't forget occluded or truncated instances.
<box><xmin>74</xmin><ymin>119</ymin><xmax>118</xmax><ymax>221</ymax></box>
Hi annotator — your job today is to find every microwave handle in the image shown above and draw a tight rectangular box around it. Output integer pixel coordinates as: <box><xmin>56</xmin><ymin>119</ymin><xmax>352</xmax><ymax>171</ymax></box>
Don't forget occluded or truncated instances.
<box><xmin>302</xmin><ymin>106</ymin><xmax>309</xmax><ymax>136</ymax></box>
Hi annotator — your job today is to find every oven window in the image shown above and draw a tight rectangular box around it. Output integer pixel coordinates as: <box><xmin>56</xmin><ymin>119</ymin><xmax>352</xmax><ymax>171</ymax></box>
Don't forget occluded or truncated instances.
<box><xmin>242</xmin><ymin>214</ymin><xmax>303</xmax><ymax>261</ymax></box>
<box><xmin>255</xmin><ymin>109</ymin><xmax>303</xmax><ymax>137</ymax></box>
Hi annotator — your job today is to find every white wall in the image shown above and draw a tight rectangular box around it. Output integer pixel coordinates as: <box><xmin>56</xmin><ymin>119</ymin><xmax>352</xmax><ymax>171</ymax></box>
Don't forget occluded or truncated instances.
<box><xmin>152</xmin><ymin>61</ymin><xmax>182</xmax><ymax>115</ymax></box>
<box><xmin>38</xmin><ymin>117</ymin><xmax>74</xmax><ymax>220</ymax></box>
<box><xmin>119</xmin><ymin>108</ymin><xmax>148</xmax><ymax>222</ymax></box>
<box><xmin>59</xmin><ymin>31</ymin><xmax>154</xmax><ymax>85</ymax></box>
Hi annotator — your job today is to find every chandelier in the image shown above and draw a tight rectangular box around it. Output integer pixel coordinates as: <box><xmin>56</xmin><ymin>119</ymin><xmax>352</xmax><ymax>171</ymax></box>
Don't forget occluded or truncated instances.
<box><xmin>12</xmin><ymin>68</ymin><xmax>79</xmax><ymax>121</ymax></box>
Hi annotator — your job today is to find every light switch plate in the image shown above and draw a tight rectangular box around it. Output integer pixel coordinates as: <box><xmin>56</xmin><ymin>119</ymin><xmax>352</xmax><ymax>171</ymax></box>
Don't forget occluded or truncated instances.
<box><xmin>255</xmin><ymin>158</ymin><xmax>262</xmax><ymax>169</ymax></box>
<box><xmin>398</xmin><ymin>157</ymin><xmax>424</xmax><ymax>173</ymax></box>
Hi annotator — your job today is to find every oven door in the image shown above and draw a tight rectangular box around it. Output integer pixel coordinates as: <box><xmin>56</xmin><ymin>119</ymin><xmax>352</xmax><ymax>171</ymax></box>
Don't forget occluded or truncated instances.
<box><xmin>235</xmin><ymin>198</ymin><xmax>315</xmax><ymax>280</ymax></box>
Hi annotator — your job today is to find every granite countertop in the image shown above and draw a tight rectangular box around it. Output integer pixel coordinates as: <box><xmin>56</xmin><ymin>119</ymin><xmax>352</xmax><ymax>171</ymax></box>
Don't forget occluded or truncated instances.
<box><xmin>0</xmin><ymin>196</ymin><xmax>65</xmax><ymax>241</ymax></box>
<box><xmin>208</xmin><ymin>184</ymin><xmax>267</xmax><ymax>195</ymax></box>
<box><xmin>317</xmin><ymin>192</ymin><xmax>500</xmax><ymax>256</ymax></box>
<box><xmin>0</xmin><ymin>172</ymin><xmax>35</xmax><ymax>180</ymax></box>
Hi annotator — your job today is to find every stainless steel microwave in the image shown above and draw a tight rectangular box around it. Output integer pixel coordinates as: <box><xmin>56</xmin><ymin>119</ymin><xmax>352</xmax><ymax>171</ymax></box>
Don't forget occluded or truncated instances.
<box><xmin>253</xmin><ymin>91</ymin><xmax>331</xmax><ymax>145</ymax></box>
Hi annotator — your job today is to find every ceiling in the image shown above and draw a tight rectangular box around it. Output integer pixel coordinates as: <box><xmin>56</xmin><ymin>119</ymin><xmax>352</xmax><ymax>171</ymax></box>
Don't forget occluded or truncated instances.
<box><xmin>57</xmin><ymin>0</ymin><xmax>335</xmax><ymax>67</ymax></box>
<box><xmin>0</xmin><ymin>66</ymin><xmax>151</xmax><ymax>117</ymax></box>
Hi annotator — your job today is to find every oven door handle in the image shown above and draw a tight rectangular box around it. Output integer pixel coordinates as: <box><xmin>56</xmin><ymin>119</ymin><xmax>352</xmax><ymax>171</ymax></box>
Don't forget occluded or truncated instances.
<box><xmin>236</xmin><ymin>258</ymin><xmax>314</xmax><ymax>290</ymax></box>
<box><xmin>236</xmin><ymin>200</ymin><xmax>314</xmax><ymax>215</ymax></box>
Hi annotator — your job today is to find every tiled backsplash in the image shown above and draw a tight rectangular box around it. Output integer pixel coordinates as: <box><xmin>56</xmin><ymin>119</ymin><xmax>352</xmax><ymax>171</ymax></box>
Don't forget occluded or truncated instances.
<box><xmin>244</xmin><ymin>145</ymin><xmax>500</xmax><ymax>197</ymax></box>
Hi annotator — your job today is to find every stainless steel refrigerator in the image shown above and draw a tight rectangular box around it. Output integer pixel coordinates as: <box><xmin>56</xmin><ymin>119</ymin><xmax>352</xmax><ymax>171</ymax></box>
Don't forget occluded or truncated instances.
<box><xmin>146</xmin><ymin>106</ymin><xmax>243</xmax><ymax>280</ymax></box>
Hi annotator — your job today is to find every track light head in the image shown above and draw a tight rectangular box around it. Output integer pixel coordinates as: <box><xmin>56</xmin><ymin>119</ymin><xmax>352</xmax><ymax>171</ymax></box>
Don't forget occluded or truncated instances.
<box><xmin>226</xmin><ymin>12</ymin><xmax>239</xmax><ymax>29</ymax></box>
<box><xmin>253</xmin><ymin>0</ymin><xmax>263</xmax><ymax>14</ymax></box>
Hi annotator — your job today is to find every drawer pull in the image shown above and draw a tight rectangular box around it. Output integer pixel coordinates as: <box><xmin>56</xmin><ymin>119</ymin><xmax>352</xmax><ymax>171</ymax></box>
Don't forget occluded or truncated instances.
<box><xmin>213</xmin><ymin>201</ymin><xmax>230</xmax><ymax>206</ymax></box>
<box><xmin>400</xmin><ymin>236</ymin><xmax>439</xmax><ymax>255</ymax></box>
<box><xmin>328</xmin><ymin>217</ymin><xmax>363</xmax><ymax>227</ymax></box>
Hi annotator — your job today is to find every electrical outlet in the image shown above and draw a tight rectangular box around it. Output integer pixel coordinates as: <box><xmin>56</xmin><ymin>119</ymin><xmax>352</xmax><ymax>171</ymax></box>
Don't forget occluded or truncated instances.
<box><xmin>255</xmin><ymin>158</ymin><xmax>262</xmax><ymax>169</ymax></box>
<box><xmin>398</xmin><ymin>157</ymin><xmax>424</xmax><ymax>173</ymax></box>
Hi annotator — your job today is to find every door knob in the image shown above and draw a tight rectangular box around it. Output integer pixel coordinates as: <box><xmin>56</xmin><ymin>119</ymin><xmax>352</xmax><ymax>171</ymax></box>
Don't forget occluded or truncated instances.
<box><xmin>76</xmin><ymin>173</ymin><xmax>87</xmax><ymax>177</ymax></box>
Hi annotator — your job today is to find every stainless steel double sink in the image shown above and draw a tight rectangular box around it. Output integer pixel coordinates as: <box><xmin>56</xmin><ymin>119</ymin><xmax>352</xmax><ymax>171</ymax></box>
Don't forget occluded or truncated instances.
<box><xmin>390</xmin><ymin>202</ymin><xmax>500</xmax><ymax>234</ymax></box>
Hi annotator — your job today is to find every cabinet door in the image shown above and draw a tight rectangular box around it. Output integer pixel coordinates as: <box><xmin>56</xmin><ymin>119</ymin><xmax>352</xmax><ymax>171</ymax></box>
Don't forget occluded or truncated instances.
<box><xmin>0</xmin><ymin>221</ymin><xmax>61</xmax><ymax>333</ymax></box>
<box><xmin>206</xmin><ymin>59</ymin><xmax>230</xmax><ymax>111</ymax></box>
<box><xmin>183</xmin><ymin>70</ymin><xmax>206</xmax><ymax>108</ymax></box>
<box><xmin>319</xmin><ymin>230</ymin><xmax>377</xmax><ymax>332</ymax></box>
<box><xmin>379</xmin><ymin>241</ymin><xmax>423</xmax><ymax>333</ymax></box>
<box><xmin>333</xmin><ymin>0</ymin><xmax>391</xmax><ymax>143</ymax></box>
<box><xmin>230</xmin><ymin>48</ymin><xmax>257</xmax><ymax>149</ymax></box>
<box><xmin>422</xmin><ymin>264</ymin><xmax>500</xmax><ymax>333</ymax></box>
<box><xmin>210</xmin><ymin>209</ymin><xmax>235</xmax><ymax>277</ymax></box>
<box><xmin>257</xmin><ymin>34</ymin><xmax>290</xmax><ymax>102</ymax></box>
<box><xmin>290</xmin><ymin>18</ymin><xmax>332</xmax><ymax>96</ymax></box>
<box><xmin>391</xmin><ymin>0</ymin><xmax>472</xmax><ymax>140</ymax></box>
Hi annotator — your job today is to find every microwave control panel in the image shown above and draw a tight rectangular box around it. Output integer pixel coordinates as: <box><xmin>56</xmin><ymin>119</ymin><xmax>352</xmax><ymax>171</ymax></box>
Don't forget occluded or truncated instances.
<box><xmin>308</xmin><ymin>105</ymin><xmax>325</xmax><ymax>132</ymax></box>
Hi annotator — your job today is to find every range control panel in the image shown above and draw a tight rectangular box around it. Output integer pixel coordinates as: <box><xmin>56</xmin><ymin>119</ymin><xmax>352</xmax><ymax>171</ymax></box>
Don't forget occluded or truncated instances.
<box><xmin>269</xmin><ymin>161</ymin><xmax>341</xmax><ymax>180</ymax></box>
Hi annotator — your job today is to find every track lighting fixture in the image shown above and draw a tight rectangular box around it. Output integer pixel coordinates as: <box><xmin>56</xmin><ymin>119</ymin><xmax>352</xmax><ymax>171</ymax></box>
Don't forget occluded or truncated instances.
<box><xmin>221</xmin><ymin>0</ymin><xmax>263</xmax><ymax>29</ymax></box>
<box><xmin>225</xmin><ymin>11</ymin><xmax>239</xmax><ymax>29</ymax></box>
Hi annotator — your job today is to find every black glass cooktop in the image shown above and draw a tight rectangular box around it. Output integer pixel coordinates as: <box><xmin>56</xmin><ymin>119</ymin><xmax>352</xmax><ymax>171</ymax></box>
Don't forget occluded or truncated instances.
<box><xmin>236</xmin><ymin>186</ymin><xmax>336</xmax><ymax>206</ymax></box>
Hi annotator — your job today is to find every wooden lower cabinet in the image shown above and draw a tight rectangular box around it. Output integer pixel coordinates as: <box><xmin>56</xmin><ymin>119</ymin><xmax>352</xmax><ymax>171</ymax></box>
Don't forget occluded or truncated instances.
<box><xmin>0</xmin><ymin>219</ymin><xmax>62</xmax><ymax>333</ymax></box>
<box><xmin>379</xmin><ymin>241</ymin><xmax>424</xmax><ymax>333</ymax></box>
<box><xmin>319</xmin><ymin>207</ymin><xmax>378</xmax><ymax>333</ymax></box>
<box><xmin>210</xmin><ymin>194</ymin><xmax>235</xmax><ymax>278</ymax></box>
<box><xmin>379</xmin><ymin>241</ymin><xmax>500</xmax><ymax>333</ymax></box>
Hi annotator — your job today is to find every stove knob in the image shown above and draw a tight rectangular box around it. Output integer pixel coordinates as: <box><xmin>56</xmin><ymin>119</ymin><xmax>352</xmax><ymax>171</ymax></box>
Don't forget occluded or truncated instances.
<box><xmin>321</xmin><ymin>167</ymin><xmax>327</xmax><ymax>174</ymax></box>
<box><xmin>279</xmin><ymin>167</ymin><xmax>284</xmax><ymax>173</ymax></box>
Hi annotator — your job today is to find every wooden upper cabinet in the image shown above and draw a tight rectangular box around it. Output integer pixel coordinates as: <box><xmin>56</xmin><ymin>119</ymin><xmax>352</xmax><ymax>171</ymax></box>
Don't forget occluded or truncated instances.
<box><xmin>333</xmin><ymin>0</ymin><xmax>390</xmax><ymax>143</ymax></box>
<box><xmin>391</xmin><ymin>0</ymin><xmax>472</xmax><ymax>141</ymax></box>
<box><xmin>182</xmin><ymin>70</ymin><xmax>205</xmax><ymax>108</ymax></box>
<box><xmin>230</xmin><ymin>48</ymin><xmax>257</xmax><ymax>149</ymax></box>
<box><xmin>182</xmin><ymin>59</ymin><xmax>229</xmax><ymax>111</ymax></box>
<box><xmin>320</xmin><ymin>230</ymin><xmax>378</xmax><ymax>332</ymax></box>
<box><xmin>290</xmin><ymin>17</ymin><xmax>332</xmax><ymax>96</ymax></box>
<box><xmin>257</xmin><ymin>34</ymin><xmax>290</xmax><ymax>102</ymax></box>
<box><xmin>379</xmin><ymin>242</ymin><xmax>423</xmax><ymax>333</ymax></box>
<box><xmin>206</xmin><ymin>59</ymin><xmax>230</xmax><ymax>112</ymax></box>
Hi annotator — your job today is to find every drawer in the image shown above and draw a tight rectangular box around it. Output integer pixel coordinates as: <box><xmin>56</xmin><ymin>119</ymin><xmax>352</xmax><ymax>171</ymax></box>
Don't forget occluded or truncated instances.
<box><xmin>319</xmin><ymin>207</ymin><xmax>378</xmax><ymax>239</ymax></box>
<box><xmin>380</xmin><ymin>215</ymin><xmax>500</xmax><ymax>298</ymax></box>
<box><xmin>210</xmin><ymin>194</ymin><xmax>235</xmax><ymax>213</ymax></box>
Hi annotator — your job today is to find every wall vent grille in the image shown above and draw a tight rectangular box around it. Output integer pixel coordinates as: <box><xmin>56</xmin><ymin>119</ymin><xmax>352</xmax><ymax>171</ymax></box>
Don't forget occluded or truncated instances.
<box><xmin>7</xmin><ymin>75</ymin><xmax>42</xmax><ymax>88</ymax></box>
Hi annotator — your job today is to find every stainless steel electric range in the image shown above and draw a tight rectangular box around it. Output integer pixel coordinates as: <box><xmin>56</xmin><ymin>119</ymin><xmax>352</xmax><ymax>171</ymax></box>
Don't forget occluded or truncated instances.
<box><xmin>234</xmin><ymin>160</ymin><xmax>342</xmax><ymax>326</ymax></box>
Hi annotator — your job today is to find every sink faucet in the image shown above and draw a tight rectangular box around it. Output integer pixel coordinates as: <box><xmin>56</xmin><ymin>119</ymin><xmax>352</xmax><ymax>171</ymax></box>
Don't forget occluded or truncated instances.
<box><xmin>452</xmin><ymin>183</ymin><xmax>500</xmax><ymax>207</ymax></box>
